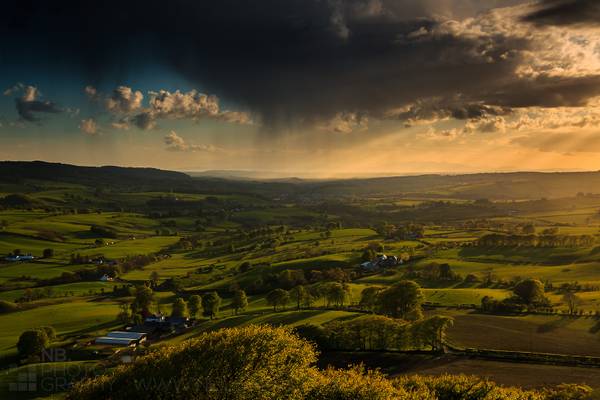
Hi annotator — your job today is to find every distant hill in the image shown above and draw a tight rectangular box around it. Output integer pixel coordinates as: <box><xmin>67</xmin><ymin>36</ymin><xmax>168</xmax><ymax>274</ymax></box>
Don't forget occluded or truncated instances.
<box><xmin>3</xmin><ymin>161</ymin><xmax>600</xmax><ymax>200</ymax></box>
<box><xmin>313</xmin><ymin>172</ymin><xmax>600</xmax><ymax>200</ymax></box>
<box><xmin>0</xmin><ymin>161</ymin><xmax>191</xmax><ymax>188</ymax></box>
<box><xmin>189</xmin><ymin>170</ymin><xmax>306</xmax><ymax>181</ymax></box>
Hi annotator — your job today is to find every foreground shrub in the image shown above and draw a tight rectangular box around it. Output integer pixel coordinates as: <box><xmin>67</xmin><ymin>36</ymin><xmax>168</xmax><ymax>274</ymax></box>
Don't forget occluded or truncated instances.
<box><xmin>70</xmin><ymin>325</ymin><xmax>317</xmax><ymax>400</ymax></box>
<box><xmin>307</xmin><ymin>366</ymin><xmax>419</xmax><ymax>400</ymax></box>
<box><xmin>396</xmin><ymin>374</ymin><xmax>544</xmax><ymax>400</ymax></box>
<box><xmin>543</xmin><ymin>384</ymin><xmax>593</xmax><ymax>400</ymax></box>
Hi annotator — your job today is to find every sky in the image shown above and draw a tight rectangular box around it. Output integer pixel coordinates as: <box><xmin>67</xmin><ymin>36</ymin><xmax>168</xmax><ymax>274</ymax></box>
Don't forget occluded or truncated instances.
<box><xmin>2</xmin><ymin>0</ymin><xmax>600</xmax><ymax>177</ymax></box>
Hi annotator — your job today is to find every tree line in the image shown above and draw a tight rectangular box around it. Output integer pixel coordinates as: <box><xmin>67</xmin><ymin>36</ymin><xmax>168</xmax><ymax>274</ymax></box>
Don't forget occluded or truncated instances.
<box><xmin>296</xmin><ymin>314</ymin><xmax>453</xmax><ymax>352</ymax></box>
<box><xmin>478</xmin><ymin>233</ymin><xmax>596</xmax><ymax>248</ymax></box>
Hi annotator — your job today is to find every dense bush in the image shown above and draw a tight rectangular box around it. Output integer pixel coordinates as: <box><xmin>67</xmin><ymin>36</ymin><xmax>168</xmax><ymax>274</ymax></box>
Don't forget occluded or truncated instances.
<box><xmin>0</xmin><ymin>194</ymin><xmax>39</xmax><ymax>208</ymax></box>
<box><xmin>89</xmin><ymin>224</ymin><xmax>118</xmax><ymax>239</ymax></box>
<box><xmin>17</xmin><ymin>329</ymin><xmax>49</xmax><ymax>358</ymax></box>
<box><xmin>307</xmin><ymin>366</ymin><xmax>412</xmax><ymax>400</ymax></box>
<box><xmin>70</xmin><ymin>325</ymin><xmax>317</xmax><ymax>400</ymax></box>
<box><xmin>0</xmin><ymin>300</ymin><xmax>19</xmax><ymax>313</ymax></box>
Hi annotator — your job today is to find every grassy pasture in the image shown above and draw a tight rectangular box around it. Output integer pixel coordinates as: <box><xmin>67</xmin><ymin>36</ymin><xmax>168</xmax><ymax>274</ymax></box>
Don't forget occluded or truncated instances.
<box><xmin>415</xmin><ymin>256</ymin><xmax>600</xmax><ymax>286</ymax></box>
<box><xmin>423</xmin><ymin>288</ymin><xmax>511</xmax><ymax>306</ymax></box>
<box><xmin>455</xmin><ymin>246</ymin><xmax>592</xmax><ymax>265</ymax></box>
<box><xmin>0</xmin><ymin>210</ymin><xmax>53</xmax><ymax>224</ymax></box>
<box><xmin>47</xmin><ymin>212</ymin><xmax>160</xmax><ymax>236</ymax></box>
<box><xmin>0</xmin><ymin>261</ymin><xmax>94</xmax><ymax>283</ymax></box>
<box><xmin>76</xmin><ymin>236</ymin><xmax>179</xmax><ymax>258</ymax></box>
<box><xmin>7</xmin><ymin>220</ymin><xmax>91</xmax><ymax>238</ymax></box>
<box><xmin>0</xmin><ymin>233</ymin><xmax>82</xmax><ymax>257</ymax></box>
<box><xmin>121</xmin><ymin>252</ymin><xmax>210</xmax><ymax>280</ymax></box>
<box><xmin>429</xmin><ymin>309</ymin><xmax>600</xmax><ymax>357</ymax></box>
<box><xmin>0</xmin><ymin>281</ymin><xmax>120</xmax><ymax>302</ymax></box>
<box><xmin>195</xmin><ymin>309</ymin><xmax>359</xmax><ymax>334</ymax></box>
<box><xmin>523</xmin><ymin>207</ymin><xmax>600</xmax><ymax>225</ymax></box>
<box><xmin>319</xmin><ymin>352</ymin><xmax>600</xmax><ymax>394</ymax></box>
<box><xmin>0</xmin><ymin>299</ymin><xmax>121</xmax><ymax>356</ymax></box>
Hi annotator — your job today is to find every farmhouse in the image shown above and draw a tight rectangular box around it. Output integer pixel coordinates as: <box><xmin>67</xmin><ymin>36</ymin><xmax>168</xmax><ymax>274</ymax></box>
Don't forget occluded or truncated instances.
<box><xmin>99</xmin><ymin>274</ymin><xmax>114</xmax><ymax>282</ymax></box>
<box><xmin>167</xmin><ymin>316</ymin><xmax>190</xmax><ymax>329</ymax></box>
<box><xmin>360</xmin><ymin>261</ymin><xmax>377</xmax><ymax>272</ymax></box>
<box><xmin>95</xmin><ymin>331</ymin><xmax>148</xmax><ymax>347</ymax></box>
<box><xmin>95</xmin><ymin>337</ymin><xmax>137</xmax><ymax>347</ymax></box>
<box><xmin>145</xmin><ymin>314</ymin><xmax>166</xmax><ymax>323</ymax></box>
<box><xmin>107</xmin><ymin>331</ymin><xmax>147</xmax><ymax>344</ymax></box>
<box><xmin>360</xmin><ymin>254</ymin><xmax>401</xmax><ymax>271</ymax></box>
<box><xmin>4</xmin><ymin>254</ymin><xmax>35</xmax><ymax>262</ymax></box>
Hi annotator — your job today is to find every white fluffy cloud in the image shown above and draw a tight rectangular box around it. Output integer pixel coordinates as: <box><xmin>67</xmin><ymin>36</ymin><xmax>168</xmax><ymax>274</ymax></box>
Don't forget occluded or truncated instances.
<box><xmin>85</xmin><ymin>86</ymin><xmax>252</xmax><ymax>130</ymax></box>
<box><xmin>105</xmin><ymin>86</ymin><xmax>144</xmax><ymax>114</ymax></box>
<box><xmin>79</xmin><ymin>118</ymin><xmax>98</xmax><ymax>135</ymax></box>
<box><xmin>163</xmin><ymin>131</ymin><xmax>216</xmax><ymax>152</ymax></box>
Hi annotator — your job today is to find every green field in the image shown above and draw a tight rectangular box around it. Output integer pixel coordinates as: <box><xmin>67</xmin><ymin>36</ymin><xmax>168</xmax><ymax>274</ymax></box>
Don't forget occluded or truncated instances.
<box><xmin>0</xmin><ymin>299</ymin><xmax>121</xmax><ymax>356</ymax></box>
<box><xmin>429</xmin><ymin>309</ymin><xmax>600</xmax><ymax>356</ymax></box>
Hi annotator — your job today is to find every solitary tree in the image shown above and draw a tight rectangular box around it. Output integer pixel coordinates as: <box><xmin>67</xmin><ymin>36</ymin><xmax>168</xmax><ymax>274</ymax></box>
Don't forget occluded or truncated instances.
<box><xmin>17</xmin><ymin>329</ymin><xmax>49</xmax><ymax>358</ymax></box>
<box><xmin>359</xmin><ymin>287</ymin><xmax>381</xmax><ymax>312</ymax></box>
<box><xmin>266</xmin><ymin>289</ymin><xmax>290</xmax><ymax>311</ymax></box>
<box><xmin>377</xmin><ymin>280</ymin><xmax>424</xmax><ymax>320</ymax></box>
<box><xmin>188</xmin><ymin>295</ymin><xmax>202</xmax><ymax>318</ymax></box>
<box><xmin>42</xmin><ymin>248</ymin><xmax>54</xmax><ymax>258</ymax></box>
<box><xmin>231</xmin><ymin>290</ymin><xmax>248</xmax><ymax>315</ymax></box>
<box><xmin>202</xmin><ymin>292</ymin><xmax>221</xmax><ymax>319</ymax></box>
<box><xmin>420</xmin><ymin>315</ymin><xmax>454</xmax><ymax>351</ymax></box>
<box><xmin>513</xmin><ymin>279</ymin><xmax>546</xmax><ymax>307</ymax></box>
<box><xmin>117</xmin><ymin>303</ymin><xmax>131</xmax><ymax>323</ymax></box>
<box><xmin>290</xmin><ymin>285</ymin><xmax>307</xmax><ymax>310</ymax></box>
<box><xmin>133</xmin><ymin>285</ymin><xmax>154</xmax><ymax>314</ymax></box>
<box><xmin>322</xmin><ymin>283</ymin><xmax>349</xmax><ymax>308</ymax></box>
<box><xmin>562</xmin><ymin>291</ymin><xmax>582</xmax><ymax>315</ymax></box>
<box><xmin>171</xmin><ymin>297</ymin><xmax>187</xmax><ymax>318</ymax></box>
<box><xmin>150</xmin><ymin>271</ymin><xmax>160</xmax><ymax>288</ymax></box>
<box><xmin>361</xmin><ymin>248</ymin><xmax>375</xmax><ymax>262</ymax></box>
<box><xmin>522</xmin><ymin>224</ymin><xmax>536</xmax><ymax>235</ymax></box>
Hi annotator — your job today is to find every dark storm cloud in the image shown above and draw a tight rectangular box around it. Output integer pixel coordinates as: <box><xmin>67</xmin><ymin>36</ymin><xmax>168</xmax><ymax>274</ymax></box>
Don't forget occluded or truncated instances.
<box><xmin>482</xmin><ymin>75</ymin><xmax>600</xmax><ymax>108</ymax></box>
<box><xmin>4</xmin><ymin>85</ymin><xmax>63</xmax><ymax>122</ymax></box>
<box><xmin>16</xmin><ymin>98</ymin><xmax>62</xmax><ymax>122</ymax></box>
<box><xmin>522</xmin><ymin>0</ymin><xmax>600</xmax><ymax>26</ymax></box>
<box><xmin>2</xmin><ymin>0</ymin><xmax>599</xmax><ymax>128</ymax></box>
<box><xmin>132</xmin><ymin>112</ymin><xmax>156</xmax><ymax>131</ymax></box>
<box><xmin>450</xmin><ymin>104</ymin><xmax>512</xmax><ymax>120</ymax></box>
<box><xmin>385</xmin><ymin>99</ymin><xmax>513</xmax><ymax>128</ymax></box>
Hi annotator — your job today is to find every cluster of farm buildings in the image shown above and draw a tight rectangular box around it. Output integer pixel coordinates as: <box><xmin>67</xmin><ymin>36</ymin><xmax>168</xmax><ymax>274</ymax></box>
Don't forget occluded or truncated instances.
<box><xmin>360</xmin><ymin>254</ymin><xmax>402</xmax><ymax>272</ymax></box>
<box><xmin>94</xmin><ymin>314</ymin><xmax>192</xmax><ymax>348</ymax></box>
